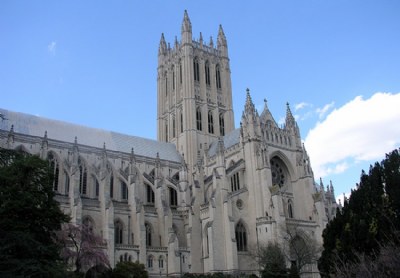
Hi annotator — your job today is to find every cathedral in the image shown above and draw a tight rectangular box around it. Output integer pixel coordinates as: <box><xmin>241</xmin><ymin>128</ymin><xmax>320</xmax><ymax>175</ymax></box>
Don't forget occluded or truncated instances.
<box><xmin>0</xmin><ymin>11</ymin><xmax>337</xmax><ymax>277</ymax></box>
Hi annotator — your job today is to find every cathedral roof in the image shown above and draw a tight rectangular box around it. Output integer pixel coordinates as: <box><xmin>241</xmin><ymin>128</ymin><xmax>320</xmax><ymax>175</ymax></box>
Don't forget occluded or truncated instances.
<box><xmin>0</xmin><ymin>108</ymin><xmax>182</xmax><ymax>163</ymax></box>
<box><xmin>208</xmin><ymin>128</ymin><xmax>240</xmax><ymax>157</ymax></box>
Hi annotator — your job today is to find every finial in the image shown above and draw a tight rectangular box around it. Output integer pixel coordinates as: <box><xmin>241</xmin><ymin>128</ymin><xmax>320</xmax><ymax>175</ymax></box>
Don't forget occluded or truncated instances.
<box><xmin>217</xmin><ymin>24</ymin><xmax>227</xmax><ymax>49</ymax></box>
<box><xmin>44</xmin><ymin>130</ymin><xmax>47</xmax><ymax>139</ymax></box>
<box><xmin>10</xmin><ymin>124</ymin><xmax>14</xmax><ymax>133</ymax></box>
<box><xmin>209</xmin><ymin>36</ymin><xmax>214</xmax><ymax>47</ymax></box>
<box><xmin>74</xmin><ymin>136</ymin><xmax>78</xmax><ymax>145</ymax></box>
<box><xmin>159</xmin><ymin>33</ymin><xmax>167</xmax><ymax>55</ymax></box>
<box><xmin>181</xmin><ymin>10</ymin><xmax>192</xmax><ymax>33</ymax></box>
<box><xmin>130</xmin><ymin>148</ymin><xmax>135</xmax><ymax>163</ymax></box>
<box><xmin>103</xmin><ymin>142</ymin><xmax>106</xmax><ymax>150</ymax></box>
<box><xmin>174</xmin><ymin>36</ymin><xmax>179</xmax><ymax>49</ymax></box>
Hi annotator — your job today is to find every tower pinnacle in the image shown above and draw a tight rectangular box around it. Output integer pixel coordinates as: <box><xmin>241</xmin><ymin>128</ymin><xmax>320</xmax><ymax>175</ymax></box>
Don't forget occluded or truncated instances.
<box><xmin>159</xmin><ymin>33</ymin><xmax>167</xmax><ymax>55</ymax></box>
<box><xmin>181</xmin><ymin>10</ymin><xmax>192</xmax><ymax>33</ymax></box>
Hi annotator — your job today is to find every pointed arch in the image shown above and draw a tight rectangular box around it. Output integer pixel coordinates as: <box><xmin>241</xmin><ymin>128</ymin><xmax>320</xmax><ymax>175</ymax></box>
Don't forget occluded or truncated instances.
<box><xmin>219</xmin><ymin>112</ymin><xmax>225</xmax><ymax>136</ymax></box>
<box><xmin>146</xmin><ymin>183</ymin><xmax>155</xmax><ymax>204</ymax></box>
<box><xmin>47</xmin><ymin>151</ymin><xmax>60</xmax><ymax>192</ymax></box>
<box><xmin>172</xmin><ymin>65</ymin><xmax>175</xmax><ymax>90</ymax></box>
<box><xmin>180</xmin><ymin>109</ymin><xmax>183</xmax><ymax>133</ymax></box>
<box><xmin>158</xmin><ymin>255</ymin><xmax>165</xmax><ymax>268</ymax></box>
<box><xmin>193</xmin><ymin>57</ymin><xmax>200</xmax><ymax>82</ymax></box>
<box><xmin>145</xmin><ymin>222</ymin><xmax>153</xmax><ymax>247</ymax></box>
<box><xmin>64</xmin><ymin>169</ymin><xmax>70</xmax><ymax>195</ymax></box>
<box><xmin>235</xmin><ymin>220</ymin><xmax>248</xmax><ymax>251</ymax></box>
<box><xmin>172</xmin><ymin>115</ymin><xmax>176</xmax><ymax>138</ymax></box>
<box><xmin>121</xmin><ymin>180</ymin><xmax>128</xmax><ymax>200</ymax></box>
<box><xmin>196</xmin><ymin>107</ymin><xmax>202</xmax><ymax>131</ymax></box>
<box><xmin>114</xmin><ymin>218</ymin><xmax>124</xmax><ymax>244</ymax></box>
<box><xmin>179</xmin><ymin>59</ymin><xmax>183</xmax><ymax>84</ymax></box>
<box><xmin>169</xmin><ymin>187</ymin><xmax>178</xmax><ymax>207</ymax></box>
<box><xmin>208</xmin><ymin>110</ymin><xmax>214</xmax><ymax>134</ymax></box>
<box><xmin>269</xmin><ymin>150</ymin><xmax>296</xmax><ymax>181</ymax></box>
<box><xmin>78</xmin><ymin>157</ymin><xmax>88</xmax><ymax>196</ymax></box>
<box><xmin>147</xmin><ymin>255</ymin><xmax>154</xmax><ymax>268</ymax></box>
<box><xmin>205</xmin><ymin>60</ymin><xmax>211</xmax><ymax>85</ymax></box>
<box><xmin>288</xmin><ymin>199</ymin><xmax>294</xmax><ymax>218</ymax></box>
<box><xmin>215</xmin><ymin>64</ymin><xmax>221</xmax><ymax>89</ymax></box>
<box><xmin>92</xmin><ymin>175</ymin><xmax>99</xmax><ymax>198</ymax></box>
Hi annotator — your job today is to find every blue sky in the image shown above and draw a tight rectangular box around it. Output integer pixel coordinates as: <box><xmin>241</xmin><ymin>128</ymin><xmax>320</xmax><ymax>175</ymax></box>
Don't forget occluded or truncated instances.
<box><xmin>1</xmin><ymin>1</ymin><xmax>400</xmax><ymax>202</ymax></box>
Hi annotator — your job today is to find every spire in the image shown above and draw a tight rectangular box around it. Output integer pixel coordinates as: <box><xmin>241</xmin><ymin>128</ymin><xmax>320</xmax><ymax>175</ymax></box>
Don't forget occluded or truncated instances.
<box><xmin>130</xmin><ymin>148</ymin><xmax>136</xmax><ymax>164</ymax></box>
<box><xmin>41</xmin><ymin>130</ymin><xmax>48</xmax><ymax>150</ymax></box>
<box><xmin>174</xmin><ymin>36</ymin><xmax>179</xmax><ymax>49</ymax></box>
<box><xmin>217</xmin><ymin>24</ymin><xmax>228</xmax><ymax>57</ymax></box>
<box><xmin>285</xmin><ymin>102</ymin><xmax>296</xmax><ymax>129</ymax></box>
<box><xmin>181</xmin><ymin>10</ymin><xmax>192</xmax><ymax>33</ymax></box>
<box><xmin>209</xmin><ymin>36</ymin><xmax>214</xmax><ymax>48</ymax></box>
<box><xmin>199</xmin><ymin>32</ymin><xmax>203</xmax><ymax>47</ymax></box>
<box><xmin>217</xmin><ymin>24</ymin><xmax>227</xmax><ymax>47</ymax></box>
<box><xmin>158</xmin><ymin>33</ymin><xmax>167</xmax><ymax>55</ymax></box>
<box><xmin>244</xmin><ymin>88</ymin><xmax>256</xmax><ymax>117</ymax></box>
<box><xmin>259</xmin><ymin>98</ymin><xmax>276</xmax><ymax>126</ymax></box>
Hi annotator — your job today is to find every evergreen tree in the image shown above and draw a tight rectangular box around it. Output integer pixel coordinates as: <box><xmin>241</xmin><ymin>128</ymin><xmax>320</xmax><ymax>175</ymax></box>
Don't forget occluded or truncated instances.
<box><xmin>319</xmin><ymin>148</ymin><xmax>400</xmax><ymax>277</ymax></box>
<box><xmin>0</xmin><ymin>149</ymin><xmax>69</xmax><ymax>277</ymax></box>
<box><xmin>111</xmin><ymin>261</ymin><xmax>148</xmax><ymax>278</ymax></box>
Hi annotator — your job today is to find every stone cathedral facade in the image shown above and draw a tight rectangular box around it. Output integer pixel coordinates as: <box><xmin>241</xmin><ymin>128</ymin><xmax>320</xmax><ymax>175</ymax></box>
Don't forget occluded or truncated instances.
<box><xmin>0</xmin><ymin>11</ymin><xmax>337</xmax><ymax>277</ymax></box>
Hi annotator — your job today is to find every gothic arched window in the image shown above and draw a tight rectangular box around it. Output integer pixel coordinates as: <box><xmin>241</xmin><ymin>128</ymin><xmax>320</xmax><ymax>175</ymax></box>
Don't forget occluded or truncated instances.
<box><xmin>193</xmin><ymin>57</ymin><xmax>200</xmax><ymax>82</ymax></box>
<box><xmin>179</xmin><ymin>60</ymin><xmax>183</xmax><ymax>84</ymax></box>
<box><xmin>78</xmin><ymin>158</ymin><xmax>87</xmax><ymax>195</ymax></box>
<box><xmin>205</xmin><ymin>61</ymin><xmax>210</xmax><ymax>85</ymax></box>
<box><xmin>180</xmin><ymin>110</ymin><xmax>183</xmax><ymax>133</ymax></box>
<box><xmin>235</xmin><ymin>222</ymin><xmax>247</xmax><ymax>251</ymax></box>
<box><xmin>196</xmin><ymin>107</ymin><xmax>202</xmax><ymax>131</ymax></box>
<box><xmin>288</xmin><ymin>199</ymin><xmax>294</xmax><ymax>218</ymax></box>
<box><xmin>169</xmin><ymin>187</ymin><xmax>178</xmax><ymax>207</ymax></box>
<box><xmin>219</xmin><ymin>113</ymin><xmax>225</xmax><ymax>136</ymax></box>
<box><xmin>165</xmin><ymin>123</ymin><xmax>168</xmax><ymax>141</ymax></box>
<box><xmin>215</xmin><ymin>64</ymin><xmax>221</xmax><ymax>89</ymax></box>
<box><xmin>208</xmin><ymin>111</ymin><xmax>214</xmax><ymax>134</ymax></box>
<box><xmin>115</xmin><ymin>220</ymin><xmax>123</xmax><ymax>244</ymax></box>
<box><xmin>231</xmin><ymin>172</ymin><xmax>240</xmax><ymax>192</ymax></box>
<box><xmin>147</xmin><ymin>255</ymin><xmax>153</xmax><ymax>268</ymax></box>
<box><xmin>64</xmin><ymin>170</ymin><xmax>70</xmax><ymax>195</ymax></box>
<box><xmin>172</xmin><ymin>116</ymin><xmax>176</xmax><ymax>138</ymax></box>
<box><xmin>94</xmin><ymin>177</ymin><xmax>99</xmax><ymax>197</ymax></box>
<box><xmin>270</xmin><ymin>158</ymin><xmax>286</xmax><ymax>188</ymax></box>
<box><xmin>172</xmin><ymin>65</ymin><xmax>175</xmax><ymax>90</ymax></box>
<box><xmin>48</xmin><ymin>153</ymin><xmax>59</xmax><ymax>192</ymax></box>
<box><xmin>110</xmin><ymin>172</ymin><xmax>114</xmax><ymax>198</ymax></box>
<box><xmin>145</xmin><ymin>223</ymin><xmax>152</xmax><ymax>247</ymax></box>
<box><xmin>147</xmin><ymin>185</ymin><xmax>155</xmax><ymax>204</ymax></box>
<box><xmin>121</xmin><ymin>181</ymin><xmax>128</xmax><ymax>200</ymax></box>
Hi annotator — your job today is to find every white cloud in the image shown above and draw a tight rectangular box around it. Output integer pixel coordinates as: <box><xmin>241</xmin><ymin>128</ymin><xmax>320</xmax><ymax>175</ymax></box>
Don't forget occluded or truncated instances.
<box><xmin>304</xmin><ymin>92</ymin><xmax>400</xmax><ymax>179</ymax></box>
<box><xmin>48</xmin><ymin>41</ymin><xmax>56</xmax><ymax>55</ymax></box>
<box><xmin>294</xmin><ymin>102</ymin><xmax>311</xmax><ymax>111</ymax></box>
<box><xmin>315</xmin><ymin>101</ymin><xmax>334</xmax><ymax>119</ymax></box>
<box><xmin>336</xmin><ymin>191</ymin><xmax>352</xmax><ymax>206</ymax></box>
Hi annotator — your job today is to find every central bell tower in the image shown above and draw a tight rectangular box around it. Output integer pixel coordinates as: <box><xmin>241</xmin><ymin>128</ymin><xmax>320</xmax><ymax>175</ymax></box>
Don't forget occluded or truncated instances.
<box><xmin>157</xmin><ymin>10</ymin><xmax>234</xmax><ymax>169</ymax></box>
